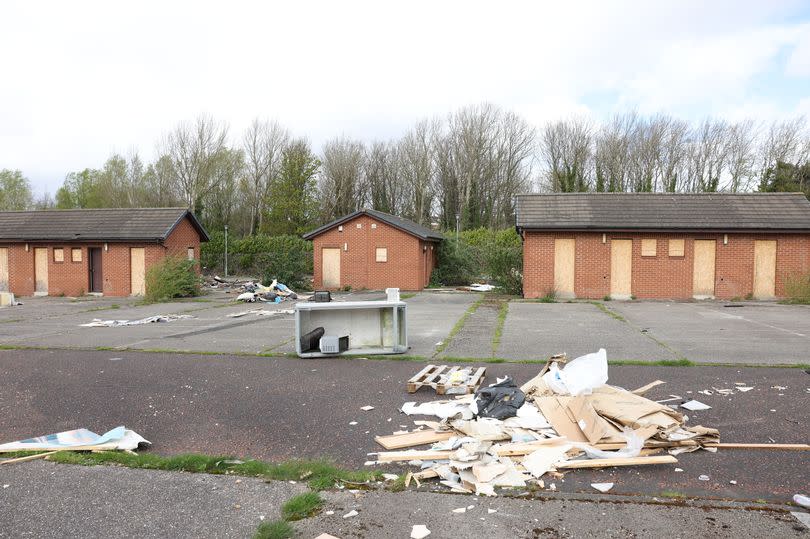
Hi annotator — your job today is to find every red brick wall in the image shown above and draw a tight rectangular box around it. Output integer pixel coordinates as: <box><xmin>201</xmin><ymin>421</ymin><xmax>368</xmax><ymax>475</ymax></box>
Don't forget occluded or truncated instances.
<box><xmin>1</xmin><ymin>216</ymin><xmax>204</xmax><ymax>297</ymax></box>
<box><xmin>311</xmin><ymin>215</ymin><xmax>438</xmax><ymax>290</ymax></box>
<box><xmin>523</xmin><ymin>231</ymin><xmax>810</xmax><ymax>300</ymax></box>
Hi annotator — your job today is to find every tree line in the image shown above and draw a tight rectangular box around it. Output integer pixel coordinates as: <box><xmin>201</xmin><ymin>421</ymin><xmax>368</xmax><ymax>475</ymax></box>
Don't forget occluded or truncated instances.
<box><xmin>1</xmin><ymin>105</ymin><xmax>808</xmax><ymax>237</ymax></box>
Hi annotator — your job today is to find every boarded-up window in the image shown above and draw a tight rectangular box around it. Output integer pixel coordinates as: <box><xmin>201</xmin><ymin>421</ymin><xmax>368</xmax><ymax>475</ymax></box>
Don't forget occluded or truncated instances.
<box><xmin>669</xmin><ymin>239</ymin><xmax>685</xmax><ymax>257</ymax></box>
<box><xmin>376</xmin><ymin>247</ymin><xmax>388</xmax><ymax>262</ymax></box>
<box><xmin>187</xmin><ymin>247</ymin><xmax>194</xmax><ymax>260</ymax></box>
<box><xmin>53</xmin><ymin>248</ymin><xmax>64</xmax><ymax>262</ymax></box>
<box><xmin>641</xmin><ymin>239</ymin><xmax>656</xmax><ymax>257</ymax></box>
<box><xmin>71</xmin><ymin>248</ymin><xmax>82</xmax><ymax>262</ymax></box>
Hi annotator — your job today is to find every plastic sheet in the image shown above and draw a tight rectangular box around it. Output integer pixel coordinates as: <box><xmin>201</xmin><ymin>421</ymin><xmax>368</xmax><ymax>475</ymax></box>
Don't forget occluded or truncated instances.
<box><xmin>542</xmin><ymin>348</ymin><xmax>608</xmax><ymax>396</ymax></box>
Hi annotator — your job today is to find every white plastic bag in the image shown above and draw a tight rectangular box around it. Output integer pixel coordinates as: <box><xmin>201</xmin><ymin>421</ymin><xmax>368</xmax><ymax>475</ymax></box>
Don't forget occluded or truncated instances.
<box><xmin>542</xmin><ymin>348</ymin><xmax>608</xmax><ymax>396</ymax></box>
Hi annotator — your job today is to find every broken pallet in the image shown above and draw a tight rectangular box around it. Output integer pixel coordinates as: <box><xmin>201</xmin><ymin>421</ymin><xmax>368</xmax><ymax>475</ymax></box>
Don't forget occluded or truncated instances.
<box><xmin>406</xmin><ymin>365</ymin><xmax>486</xmax><ymax>394</ymax></box>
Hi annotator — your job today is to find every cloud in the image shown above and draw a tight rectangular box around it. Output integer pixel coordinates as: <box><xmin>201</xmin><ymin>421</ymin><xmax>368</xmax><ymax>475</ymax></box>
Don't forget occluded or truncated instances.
<box><xmin>0</xmin><ymin>0</ymin><xmax>808</xmax><ymax>193</ymax></box>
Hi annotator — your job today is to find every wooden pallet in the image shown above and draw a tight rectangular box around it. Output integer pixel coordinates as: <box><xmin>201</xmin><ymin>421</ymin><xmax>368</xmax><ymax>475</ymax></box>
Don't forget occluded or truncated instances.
<box><xmin>406</xmin><ymin>364</ymin><xmax>448</xmax><ymax>393</ymax></box>
<box><xmin>406</xmin><ymin>364</ymin><xmax>486</xmax><ymax>394</ymax></box>
<box><xmin>436</xmin><ymin>366</ymin><xmax>486</xmax><ymax>395</ymax></box>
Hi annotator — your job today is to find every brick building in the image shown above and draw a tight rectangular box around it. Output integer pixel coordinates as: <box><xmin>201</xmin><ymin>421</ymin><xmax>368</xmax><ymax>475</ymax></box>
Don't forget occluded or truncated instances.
<box><xmin>516</xmin><ymin>193</ymin><xmax>810</xmax><ymax>300</ymax></box>
<box><xmin>303</xmin><ymin>209</ymin><xmax>442</xmax><ymax>291</ymax></box>
<box><xmin>0</xmin><ymin>208</ymin><xmax>208</xmax><ymax>297</ymax></box>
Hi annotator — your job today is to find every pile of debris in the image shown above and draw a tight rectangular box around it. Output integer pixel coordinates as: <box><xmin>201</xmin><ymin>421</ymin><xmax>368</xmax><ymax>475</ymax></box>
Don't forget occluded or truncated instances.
<box><xmin>234</xmin><ymin>279</ymin><xmax>305</xmax><ymax>304</ymax></box>
<box><xmin>372</xmin><ymin>349</ymin><xmax>721</xmax><ymax>496</ymax></box>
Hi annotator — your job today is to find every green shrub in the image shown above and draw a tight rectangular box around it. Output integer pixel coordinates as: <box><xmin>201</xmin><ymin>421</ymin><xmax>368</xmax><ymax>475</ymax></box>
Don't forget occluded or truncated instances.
<box><xmin>145</xmin><ymin>256</ymin><xmax>201</xmax><ymax>302</ymax></box>
<box><xmin>783</xmin><ymin>271</ymin><xmax>810</xmax><ymax>304</ymax></box>
<box><xmin>200</xmin><ymin>233</ymin><xmax>313</xmax><ymax>289</ymax></box>
<box><xmin>431</xmin><ymin>228</ymin><xmax>523</xmax><ymax>294</ymax></box>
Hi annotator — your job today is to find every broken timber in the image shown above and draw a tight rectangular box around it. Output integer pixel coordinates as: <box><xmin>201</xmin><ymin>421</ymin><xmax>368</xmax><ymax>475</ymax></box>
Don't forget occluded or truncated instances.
<box><xmin>437</xmin><ymin>367</ymin><xmax>486</xmax><ymax>395</ymax></box>
<box><xmin>375</xmin><ymin>430</ymin><xmax>454</xmax><ymax>450</ymax></box>
<box><xmin>556</xmin><ymin>455</ymin><xmax>678</xmax><ymax>469</ymax></box>
<box><xmin>407</xmin><ymin>365</ymin><xmax>447</xmax><ymax>393</ymax></box>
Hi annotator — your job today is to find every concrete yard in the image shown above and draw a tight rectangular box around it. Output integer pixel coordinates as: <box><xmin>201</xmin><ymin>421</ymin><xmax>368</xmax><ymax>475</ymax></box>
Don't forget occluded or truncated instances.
<box><xmin>1</xmin><ymin>291</ymin><xmax>808</xmax><ymax>364</ymax></box>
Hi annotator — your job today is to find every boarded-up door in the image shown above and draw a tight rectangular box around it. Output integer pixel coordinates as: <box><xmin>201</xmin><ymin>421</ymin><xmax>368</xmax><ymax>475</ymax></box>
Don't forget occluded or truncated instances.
<box><xmin>692</xmin><ymin>240</ymin><xmax>716</xmax><ymax>298</ymax></box>
<box><xmin>322</xmin><ymin>248</ymin><xmax>341</xmax><ymax>289</ymax></box>
<box><xmin>130</xmin><ymin>248</ymin><xmax>145</xmax><ymax>296</ymax></box>
<box><xmin>610</xmin><ymin>240</ymin><xmax>632</xmax><ymax>299</ymax></box>
<box><xmin>753</xmin><ymin>240</ymin><xmax>777</xmax><ymax>299</ymax></box>
<box><xmin>554</xmin><ymin>239</ymin><xmax>575</xmax><ymax>298</ymax></box>
<box><xmin>34</xmin><ymin>248</ymin><xmax>48</xmax><ymax>295</ymax></box>
<box><xmin>0</xmin><ymin>248</ymin><xmax>8</xmax><ymax>291</ymax></box>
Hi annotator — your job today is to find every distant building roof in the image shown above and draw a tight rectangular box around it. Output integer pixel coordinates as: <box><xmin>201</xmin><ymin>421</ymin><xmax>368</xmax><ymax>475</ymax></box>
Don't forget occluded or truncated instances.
<box><xmin>303</xmin><ymin>208</ymin><xmax>443</xmax><ymax>241</ymax></box>
<box><xmin>515</xmin><ymin>193</ymin><xmax>810</xmax><ymax>232</ymax></box>
<box><xmin>0</xmin><ymin>207</ymin><xmax>209</xmax><ymax>242</ymax></box>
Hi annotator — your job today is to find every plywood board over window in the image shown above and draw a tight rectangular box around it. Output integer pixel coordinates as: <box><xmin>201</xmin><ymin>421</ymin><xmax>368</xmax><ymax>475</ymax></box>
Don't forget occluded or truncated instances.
<box><xmin>376</xmin><ymin>247</ymin><xmax>388</xmax><ymax>262</ymax></box>
<box><xmin>71</xmin><ymin>248</ymin><xmax>82</xmax><ymax>262</ymax></box>
<box><xmin>669</xmin><ymin>239</ymin><xmax>685</xmax><ymax>257</ymax></box>
<box><xmin>53</xmin><ymin>248</ymin><xmax>64</xmax><ymax>262</ymax></box>
<box><xmin>641</xmin><ymin>239</ymin><xmax>657</xmax><ymax>257</ymax></box>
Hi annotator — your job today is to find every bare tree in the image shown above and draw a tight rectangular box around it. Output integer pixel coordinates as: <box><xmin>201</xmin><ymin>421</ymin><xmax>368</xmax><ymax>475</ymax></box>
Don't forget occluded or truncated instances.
<box><xmin>594</xmin><ymin>113</ymin><xmax>637</xmax><ymax>192</ymax></box>
<box><xmin>685</xmin><ymin>118</ymin><xmax>728</xmax><ymax>192</ymax></box>
<box><xmin>319</xmin><ymin>136</ymin><xmax>366</xmax><ymax>220</ymax></box>
<box><xmin>364</xmin><ymin>141</ymin><xmax>403</xmax><ymax>214</ymax></box>
<box><xmin>399</xmin><ymin>119</ymin><xmax>437</xmax><ymax>225</ymax></box>
<box><xmin>162</xmin><ymin>114</ymin><xmax>229</xmax><ymax>212</ymax></box>
<box><xmin>241</xmin><ymin>119</ymin><xmax>289</xmax><ymax>234</ymax></box>
<box><xmin>539</xmin><ymin>117</ymin><xmax>593</xmax><ymax>192</ymax></box>
<box><xmin>724</xmin><ymin>119</ymin><xmax>757</xmax><ymax>192</ymax></box>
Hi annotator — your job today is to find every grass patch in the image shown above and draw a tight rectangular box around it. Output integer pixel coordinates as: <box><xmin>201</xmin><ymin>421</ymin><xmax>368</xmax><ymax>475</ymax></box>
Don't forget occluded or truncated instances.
<box><xmin>400</xmin><ymin>292</ymin><xmax>417</xmax><ymax>300</ymax></box>
<box><xmin>433</xmin><ymin>297</ymin><xmax>484</xmax><ymax>355</ymax></box>
<box><xmin>490</xmin><ymin>300</ymin><xmax>509</xmax><ymax>356</ymax></box>
<box><xmin>254</xmin><ymin>520</ymin><xmax>295</xmax><ymax>539</ymax></box>
<box><xmin>45</xmin><ymin>452</ymin><xmax>378</xmax><ymax>491</ymax></box>
<box><xmin>386</xmin><ymin>475</ymin><xmax>408</xmax><ymax>492</ymax></box>
<box><xmin>660</xmin><ymin>490</ymin><xmax>685</xmax><ymax>499</ymax></box>
<box><xmin>609</xmin><ymin>358</ymin><xmax>695</xmax><ymax>367</ymax></box>
<box><xmin>281</xmin><ymin>492</ymin><xmax>323</xmax><ymax>521</ymax></box>
<box><xmin>590</xmin><ymin>301</ymin><xmax>626</xmax><ymax>322</ymax></box>
<box><xmin>536</xmin><ymin>291</ymin><xmax>557</xmax><ymax>303</ymax></box>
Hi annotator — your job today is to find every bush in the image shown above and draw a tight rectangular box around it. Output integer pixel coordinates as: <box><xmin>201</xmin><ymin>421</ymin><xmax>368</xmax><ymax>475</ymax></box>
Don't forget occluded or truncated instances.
<box><xmin>783</xmin><ymin>271</ymin><xmax>810</xmax><ymax>304</ymax></box>
<box><xmin>200</xmin><ymin>233</ymin><xmax>313</xmax><ymax>290</ymax></box>
<box><xmin>431</xmin><ymin>228</ymin><xmax>523</xmax><ymax>294</ymax></box>
<box><xmin>145</xmin><ymin>256</ymin><xmax>201</xmax><ymax>302</ymax></box>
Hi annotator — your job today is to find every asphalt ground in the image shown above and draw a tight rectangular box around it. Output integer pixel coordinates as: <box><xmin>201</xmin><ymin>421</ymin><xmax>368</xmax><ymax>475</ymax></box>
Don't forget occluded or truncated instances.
<box><xmin>2</xmin><ymin>292</ymin><xmax>808</xmax><ymax>364</ymax></box>
<box><xmin>2</xmin><ymin>461</ymin><xmax>807</xmax><ymax>539</ymax></box>
<box><xmin>1</xmin><ymin>348</ymin><xmax>807</xmax><ymax>505</ymax></box>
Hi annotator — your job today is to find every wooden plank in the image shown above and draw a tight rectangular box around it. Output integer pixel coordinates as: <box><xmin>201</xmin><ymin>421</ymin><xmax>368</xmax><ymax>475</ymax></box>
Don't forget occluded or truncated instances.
<box><xmin>34</xmin><ymin>247</ymin><xmax>48</xmax><ymax>294</ymax></box>
<box><xmin>469</xmin><ymin>367</ymin><xmax>486</xmax><ymax>391</ymax></box>
<box><xmin>630</xmin><ymin>380</ymin><xmax>665</xmax><ymax>396</ymax></box>
<box><xmin>407</xmin><ymin>364</ymin><xmax>437</xmax><ymax>393</ymax></box>
<box><xmin>494</xmin><ymin>438</ymin><xmax>570</xmax><ymax>457</ymax></box>
<box><xmin>0</xmin><ymin>451</ymin><xmax>58</xmax><ymax>464</ymax></box>
<box><xmin>376</xmin><ymin>449</ymin><xmax>454</xmax><ymax>463</ymax></box>
<box><xmin>375</xmin><ymin>430</ymin><xmax>454</xmax><ymax>450</ymax></box>
<box><xmin>322</xmin><ymin>248</ymin><xmax>341</xmax><ymax>289</ymax></box>
<box><xmin>705</xmin><ymin>443</ymin><xmax>810</xmax><ymax>451</ymax></box>
<box><xmin>556</xmin><ymin>455</ymin><xmax>678</xmax><ymax>469</ymax></box>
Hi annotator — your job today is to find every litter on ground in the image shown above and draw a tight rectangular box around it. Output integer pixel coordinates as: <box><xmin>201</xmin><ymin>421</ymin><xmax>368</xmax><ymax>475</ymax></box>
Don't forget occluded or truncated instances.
<box><xmin>410</xmin><ymin>524</ymin><xmax>431</xmax><ymax>538</ymax></box>
<box><xmin>0</xmin><ymin>426</ymin><xmax>150</xmax><ymax>465</ymax></box>
<box><xmin>80</xmin><ymin>314</ymin><xmax>194</xmax><ymax>327</ymax></box>
<box><xmin>681</xmin><ymin>400</ymin><xmax>712</xmax><ymax>411</ymax></box>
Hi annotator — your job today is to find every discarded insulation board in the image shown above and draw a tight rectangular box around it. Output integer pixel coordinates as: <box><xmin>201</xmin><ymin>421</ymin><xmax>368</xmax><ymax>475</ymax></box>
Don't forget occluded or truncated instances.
<box><xmin>295</xmin><ymin>299</ymin><xmax>407</xmax><ymax>357</ymax></box>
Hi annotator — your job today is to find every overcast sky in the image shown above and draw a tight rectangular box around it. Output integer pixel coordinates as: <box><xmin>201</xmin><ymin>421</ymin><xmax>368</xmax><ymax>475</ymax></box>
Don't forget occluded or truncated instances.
<box><xmin>2</xmin><ymin>0</ymin><xmax>809</xmax><ymax>195</ymax></box>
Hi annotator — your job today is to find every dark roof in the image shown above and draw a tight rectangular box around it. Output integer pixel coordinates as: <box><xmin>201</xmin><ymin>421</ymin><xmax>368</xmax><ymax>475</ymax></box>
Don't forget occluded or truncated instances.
<box><xmin>0</xmin><ymin>208</ymin><xmax>209</xmax><ymax>242</ymax></box>
<box><xmin>303</xmin><ymin>208</ymin><xmax>443</xmax><ymax>241</ymax></box>
<box><xmin>515</xmin><ymin>193</ymin><xmax>810</xmax><ymax>232</ymax></box>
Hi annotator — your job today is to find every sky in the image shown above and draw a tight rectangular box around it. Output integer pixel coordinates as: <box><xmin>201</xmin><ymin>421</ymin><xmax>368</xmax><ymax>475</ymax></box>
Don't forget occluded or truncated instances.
<box><xmin>1</xmin><ymin>0</ymin><xmax>809</xmax><ymax>195</ymax></box>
